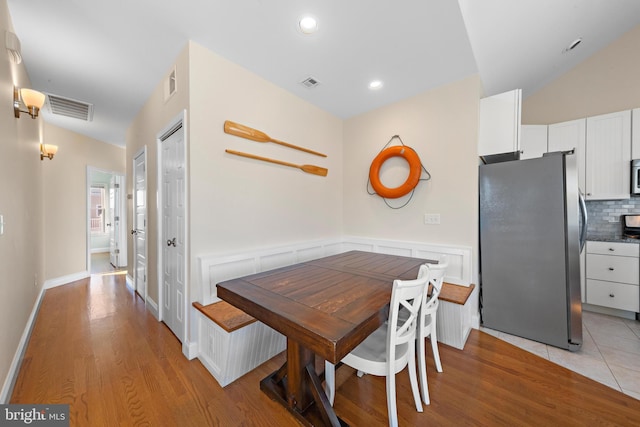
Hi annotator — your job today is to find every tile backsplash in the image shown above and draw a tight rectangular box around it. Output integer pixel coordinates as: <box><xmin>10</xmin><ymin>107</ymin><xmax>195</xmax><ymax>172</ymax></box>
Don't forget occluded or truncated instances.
<box><xmin>586</xmin><ymin>197</ymin><xmax>640</xmax><ymax>238</ymax></box>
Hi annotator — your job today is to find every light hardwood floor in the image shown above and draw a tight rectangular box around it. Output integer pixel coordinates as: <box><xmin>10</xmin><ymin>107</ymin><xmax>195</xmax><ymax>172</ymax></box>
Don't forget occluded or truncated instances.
<box><xmin>10</xmin><ymin>273</ymin><xmax>640</xmax><ymax>426</ymax></box>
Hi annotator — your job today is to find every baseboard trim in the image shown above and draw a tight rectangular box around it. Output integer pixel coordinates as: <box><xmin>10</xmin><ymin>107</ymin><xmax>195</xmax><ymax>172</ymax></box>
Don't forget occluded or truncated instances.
<box><xmin>125</xmin><ymin>274</ymin><xmax>134</xmax><ymax>290</ymax></box>
<box><xmin>146</xmin><ymin>297</ymin><xmax>159</xmax><ymax>320</ymax></box>
<box><xmin>0</xmin><ymin>287</ymin><xmax>46</xmax><ymax>403</ymax></box>
<box><xmin>44</xmin><ymin>271</ymin><xmax>90</xmax><ymax>289</ymax></box>
<box><xmin>183</xmin><ymin>341</ymin><xmax>198</xmax><ymax>360</ymax></box>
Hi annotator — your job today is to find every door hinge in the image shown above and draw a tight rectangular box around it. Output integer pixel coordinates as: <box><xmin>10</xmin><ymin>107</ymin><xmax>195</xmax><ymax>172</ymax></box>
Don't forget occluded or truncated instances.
<box><xmin>115</xmin><ymin>249</ymin><xmax>120</xmax><ymax>254</ymax></box>
<box><xmin>114</xmin><ymin>183</ymin><xmax>120</xmax><ymax>188</ymax></box>
<box><xmin>115</xmin><ymin>216</ymin><xmax>119</xmax><ymax>221</ymax></box>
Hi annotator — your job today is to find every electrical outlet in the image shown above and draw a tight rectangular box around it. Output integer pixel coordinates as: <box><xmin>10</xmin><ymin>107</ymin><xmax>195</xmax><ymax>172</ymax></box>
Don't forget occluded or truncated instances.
<box><xmin>424</xmin><ymin>213</ymin><xmax>441</xmax><ymax>225</ymax></box>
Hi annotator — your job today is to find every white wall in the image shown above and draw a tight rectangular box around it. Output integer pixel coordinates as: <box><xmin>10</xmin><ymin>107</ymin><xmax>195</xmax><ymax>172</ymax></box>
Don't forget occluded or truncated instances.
<box><xmin>126</xmin><ymin>41</ymin><xmax>344</xmax><ymax>348</ymax></box>
<box><xmin>343</xmin><ymin>75</ymin><xmax>482</xmax><ymax>283</ymax></box>
<box><xmin>188</xmin><ymin>41</ymin><xmax>343</xmax><ymax>259</ymax></box>
<box><xmin>42</xmin><ymin>123</ymin><xmax>125</xmax><ymax>280</ymax></box>
<box><xmin>0</xmin><ymin>0</ymin><xmax>44</xmax><ymax>398</ymax></box>
<box><xmin>523</xmin><ymin>24</ymin><xmax>640</xmax><ymax>124</ymax></box>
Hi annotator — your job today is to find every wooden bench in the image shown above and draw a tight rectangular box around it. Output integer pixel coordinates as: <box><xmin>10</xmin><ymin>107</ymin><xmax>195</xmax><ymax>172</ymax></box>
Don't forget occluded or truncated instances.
<box><xmin>193</xmin><ymin>301</ymin><xmax>286</xmax><ymax>387</ymax></box>
<box><xmin>437</xmin><ymin>283</ymin><xmax>476</xmax><ymax>349</ymax></box>
<box><xmin>193</xmin><ymin>301</ymin><xmax>256</xmax><ymax>332</ymax></box>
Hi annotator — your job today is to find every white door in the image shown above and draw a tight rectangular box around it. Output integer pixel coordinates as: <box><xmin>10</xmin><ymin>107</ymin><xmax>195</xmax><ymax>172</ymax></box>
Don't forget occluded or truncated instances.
<box><xmin>160</xmin><ymin>123</ymin><xmax>186</xmax><ymax>342</ymax></box>
<box><xmin>108</xmin><ymin>174</ymin><xmax>127</xmax><ymax>268</ymax></box>
<box><xmin>133</xmin><ymin>150</ymin><xmax>148</xmax><ymax>298</ymax></box>
<box><xmin>109</xmin><ymin>180</ymin><xmax>116</xmax><ymax>265</ymax></box>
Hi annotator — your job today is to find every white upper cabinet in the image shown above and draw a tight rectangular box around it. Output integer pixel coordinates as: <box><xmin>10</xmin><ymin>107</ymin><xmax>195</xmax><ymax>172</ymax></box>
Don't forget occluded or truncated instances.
<box><xmin>548</xmin><ymin>118</ymin><xmax>586</xmax><ymax>193</ymax></box>
<box><xmin>520</xmin><ymin>125</ymin><xmax>547</xmax><ymax>159</ymax></box>
<box><xmin>632</xmin><ymin>108</ymin><xmax>640</xmax><ymax>159</ymax></box>
<box><xmin>585</xmin><ymin>110</ymin><xmax>631</xmax><ymax>200</ymax></box>
<box><xmin>478</xmin><ymin>89</ymin><xmax>522</xmax><ymax>156</ymax></box>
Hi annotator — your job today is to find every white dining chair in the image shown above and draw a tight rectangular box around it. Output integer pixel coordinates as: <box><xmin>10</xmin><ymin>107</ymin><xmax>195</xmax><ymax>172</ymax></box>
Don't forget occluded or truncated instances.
<box><xmin>324</xmin><ymin>265</ymin><xmax>429</xmax><ymax>427</ymax></box>
<box><xmin>415</xmin><ymin>256</ymin><xmax>447</xmax><ymax>405</ymax></box>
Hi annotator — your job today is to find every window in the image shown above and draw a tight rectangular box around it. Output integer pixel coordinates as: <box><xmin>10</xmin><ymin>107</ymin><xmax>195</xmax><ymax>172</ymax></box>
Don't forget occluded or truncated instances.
<box><xmin>90</xmin><ymin>186</ymin><xmax>106</xmax><ymax>233</ymax></box>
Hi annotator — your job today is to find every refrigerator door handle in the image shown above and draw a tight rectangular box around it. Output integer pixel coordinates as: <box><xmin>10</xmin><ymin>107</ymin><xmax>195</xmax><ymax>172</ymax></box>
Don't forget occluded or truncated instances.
<box><xmin>579</xmin><ymin>191</ymin><xmax>588</xmax><ymax>252</ymax></box>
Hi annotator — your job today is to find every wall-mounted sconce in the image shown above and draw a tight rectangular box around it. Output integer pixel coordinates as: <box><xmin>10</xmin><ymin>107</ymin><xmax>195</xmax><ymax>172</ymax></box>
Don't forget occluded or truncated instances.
<box><xmin>14</xmin><ymin>87</ymin><xmax>46</xmax><ymax>119</ymax></box>
<box><xmin>40</xmin><ymin>143</ymin><xmax>58</xmax><ymax>161</ymax></box>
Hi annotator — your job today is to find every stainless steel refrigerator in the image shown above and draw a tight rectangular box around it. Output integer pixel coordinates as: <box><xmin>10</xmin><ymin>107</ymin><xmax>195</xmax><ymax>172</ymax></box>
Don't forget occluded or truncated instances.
<box><xmin>479</xmin><ymin>151</ymin><xmax>586</xmax><ymax>351</ymax></box>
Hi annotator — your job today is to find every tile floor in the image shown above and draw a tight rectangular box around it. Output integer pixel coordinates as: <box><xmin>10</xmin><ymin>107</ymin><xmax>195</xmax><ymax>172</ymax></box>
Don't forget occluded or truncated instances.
<box><xmin>481</xmin><ymin>310</ymin><xmax>640</xmax><ymax>400</ymax></box>
<box><xmin>90</xmin><ymin>252</ymin><xmax>126</xmax><ymax>274</ymax></box>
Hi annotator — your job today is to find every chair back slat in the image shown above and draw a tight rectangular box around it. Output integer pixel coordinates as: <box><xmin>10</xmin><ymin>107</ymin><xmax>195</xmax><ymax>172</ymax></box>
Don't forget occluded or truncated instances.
<box><xmin>388</xmin><ymin>265</ymin><xmax>430</xmax><ymax>347</ymax></box>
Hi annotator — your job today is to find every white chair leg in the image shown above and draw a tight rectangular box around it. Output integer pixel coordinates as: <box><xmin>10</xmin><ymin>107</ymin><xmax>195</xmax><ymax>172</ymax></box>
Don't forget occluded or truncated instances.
<box><xmin>417</xmin><ymin>334</ymin><xmax>430</xmax><ymax>405</ymax></box>
<box><xmin>409</xmin><ymin>341</ymin><xmax>425</xmax><ymax>411</ymax></box>
<box><xmin>431</xmin><ymin>321</ymin><xmax>443</xmax><ymax>373</ymax></box>
<box><xmin>386</xmin><ymin>370</ymin><xmax>398</xmax><ymax>427</ymax></box>
<box><xmin>324</xmin><ymin>361</ymin><xmax>335</xmax><ymax>406</ymax></box>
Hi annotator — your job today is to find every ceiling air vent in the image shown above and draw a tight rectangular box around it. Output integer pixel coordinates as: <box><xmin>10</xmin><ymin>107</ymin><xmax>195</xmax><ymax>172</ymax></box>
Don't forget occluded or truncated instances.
<box><xmin>300</xmin><ymin>76</ymin><xmax>320</xmax><ymax>89</ymax></box>
<box><xmin>45</xmin><ymin>93</ymin><xmax>94</xmax><ymax>121</ymax></box>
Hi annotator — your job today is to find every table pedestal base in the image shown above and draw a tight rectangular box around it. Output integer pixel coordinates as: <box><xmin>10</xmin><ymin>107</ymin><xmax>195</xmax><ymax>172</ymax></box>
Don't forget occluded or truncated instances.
<box><xmin>260</xmin><ymin>361</ymin><xmax>348</xmax><ymax>427</ymax></box>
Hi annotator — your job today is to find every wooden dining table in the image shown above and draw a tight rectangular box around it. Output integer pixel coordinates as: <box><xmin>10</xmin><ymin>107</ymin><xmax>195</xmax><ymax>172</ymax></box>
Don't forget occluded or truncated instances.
<box><xmin>216</xmin><ymin>250</ymin><xmax>432</xmax><ymax>426</ymax></box>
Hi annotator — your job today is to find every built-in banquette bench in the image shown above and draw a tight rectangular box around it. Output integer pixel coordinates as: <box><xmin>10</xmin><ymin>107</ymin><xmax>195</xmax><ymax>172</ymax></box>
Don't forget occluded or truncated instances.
<box><xmin>194</xmin><ymin>238</ymin><xmax>475</xmax><ymax>387</ymax></box>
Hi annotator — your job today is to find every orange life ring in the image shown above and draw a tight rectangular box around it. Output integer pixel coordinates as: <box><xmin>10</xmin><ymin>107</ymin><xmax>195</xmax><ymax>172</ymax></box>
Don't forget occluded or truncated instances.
<box><xmin>369</xmin><ymin>146</ymin><xmax>422</xmax><ymax>199</ymax></box>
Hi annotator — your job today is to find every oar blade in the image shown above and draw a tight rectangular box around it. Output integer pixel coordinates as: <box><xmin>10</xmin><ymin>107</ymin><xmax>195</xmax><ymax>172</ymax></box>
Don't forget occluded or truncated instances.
<box><xmin>224</xmin><ymin>120</ymin><xmax>270</xmax><ymax>143</ymax></box>
<box><xmin>301</xmin><ymin>164</ymin><xmax>328</xmax><ymax>177</ymax></box>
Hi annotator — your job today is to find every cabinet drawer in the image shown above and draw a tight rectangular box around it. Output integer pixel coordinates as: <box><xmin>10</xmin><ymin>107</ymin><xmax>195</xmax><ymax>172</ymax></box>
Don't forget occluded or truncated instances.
<box><xmin>586</xmin><ymin>241</ymin><xmax>639</xmax><ymax>257</ymax></box>
<box><xmin>586</xmin><ymin>279</ymin><xmax>640</xmax><ymax>312</ymax></box>
<box><xmin>586</xmin><ymin>254</ymin><xmax>639</xmax><ymax>284</ymax></box>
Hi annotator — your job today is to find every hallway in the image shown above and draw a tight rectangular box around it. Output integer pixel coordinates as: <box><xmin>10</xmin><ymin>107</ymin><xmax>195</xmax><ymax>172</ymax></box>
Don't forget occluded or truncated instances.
<box><xmin>90</xmin><ymin>252</ymin><xmax>126</xmax><ymax>275</ymax></box>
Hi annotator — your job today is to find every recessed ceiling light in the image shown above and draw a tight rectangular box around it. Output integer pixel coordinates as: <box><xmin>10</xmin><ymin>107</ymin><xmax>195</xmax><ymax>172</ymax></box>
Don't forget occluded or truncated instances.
<box><xmin>299</xmin><ymin>16</ymin><xmax>318</xmax><ymax>34</ymax></box>
<box><xmin>368</xmin><ymin>80</ymin><xmax>383</xmax><ymax>90</ymax></box>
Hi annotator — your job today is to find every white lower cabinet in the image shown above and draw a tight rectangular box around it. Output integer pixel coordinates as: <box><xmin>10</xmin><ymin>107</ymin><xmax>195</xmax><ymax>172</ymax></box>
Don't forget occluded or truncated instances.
<box><xmin>586</xmin><ymin>280</ymin><xmax>640</xmax><ymax>312</ymax></box>
<box><xmin>585</xmin><ymin>241</ymin><xmax>640</xmax><ymax>312</ymax></box>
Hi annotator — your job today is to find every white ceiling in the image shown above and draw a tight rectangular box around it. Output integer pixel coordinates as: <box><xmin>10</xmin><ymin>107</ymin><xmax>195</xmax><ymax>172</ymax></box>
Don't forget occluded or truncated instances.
<box><xmin>7</xmin><ymin>0</ymin><xmax>640</xmax><ymax>148</ymax></box>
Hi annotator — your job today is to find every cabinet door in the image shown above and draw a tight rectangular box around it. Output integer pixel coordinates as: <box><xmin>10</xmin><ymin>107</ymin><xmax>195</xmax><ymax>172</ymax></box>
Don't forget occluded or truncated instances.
<box><xmin>632</xmin><ymin>108</ymin><xmax>640</xmax><ymax>159</ymax></box>
<box><xmin>520</xmin><ymin>125</ymin><xmax>547</xmax><ymax>159</ymax></box>
<box><xmin>548</xmin><ymin>118</ymin><xmax>586</xmax><ymax>193</ymax></box>
<box><xmin>585</xmin><ymin>110</ymin><xmax>631</xmax><ymax>200</ymax></box>
<box><xmin>478</xmin><ymin>89</ymin><xmax>521</xmax><ymax>156</ymax></box>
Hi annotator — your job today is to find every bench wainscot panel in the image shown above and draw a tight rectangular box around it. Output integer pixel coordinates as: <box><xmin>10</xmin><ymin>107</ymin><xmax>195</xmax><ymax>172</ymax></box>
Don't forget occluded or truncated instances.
<box><xmin>193</xmin><ymin>301</ymin><xmax>285</xmax><ymax>387</ymax></box>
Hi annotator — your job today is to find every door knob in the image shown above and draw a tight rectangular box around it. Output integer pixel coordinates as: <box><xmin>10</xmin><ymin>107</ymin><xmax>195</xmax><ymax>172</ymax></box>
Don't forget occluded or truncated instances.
<box><xmin>167</xmin><ymin>237</ymin><xmax>176</xmax><ymax>247</ymax></box>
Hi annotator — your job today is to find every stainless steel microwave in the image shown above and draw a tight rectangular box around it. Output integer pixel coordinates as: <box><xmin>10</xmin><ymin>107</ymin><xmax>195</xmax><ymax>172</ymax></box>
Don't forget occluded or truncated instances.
<box><xmin>632</xmin><ymin>160</ymin><xmax>640</xmax><ymax>195</ymax></box>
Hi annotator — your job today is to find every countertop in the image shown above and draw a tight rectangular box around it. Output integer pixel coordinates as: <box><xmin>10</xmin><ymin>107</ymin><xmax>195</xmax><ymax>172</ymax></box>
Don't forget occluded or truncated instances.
<box><xmin>587</xmin><ymin>235</ymin><xmax>640</xmax><ymax>244</ymax></box>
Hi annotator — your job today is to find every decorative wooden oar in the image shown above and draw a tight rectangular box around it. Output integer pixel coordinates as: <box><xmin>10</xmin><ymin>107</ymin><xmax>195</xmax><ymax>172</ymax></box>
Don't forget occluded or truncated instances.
<box><xmin>225</xmin><ymin>149</ymin><xmax>328</xmax><ymax>177</ymax></box>
<box><xmin>224</xmin><ymin>120</ymin><xmax>327</xmax><ymax>158</ymax></box>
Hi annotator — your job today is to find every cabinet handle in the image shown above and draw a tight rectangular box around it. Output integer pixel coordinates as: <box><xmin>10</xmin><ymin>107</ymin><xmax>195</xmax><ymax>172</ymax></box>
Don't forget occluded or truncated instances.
<box><xmin>608</xmin><ymin>267</ymin><xmax>615</xmax><ymax>271</ymax></box>
<box><xmin>608</xmin><ymin>248</ymin><xmax>615</xmax><ymax>251</ymax></box>
<box><xmin>609</xmin><ymin>293</ymin><xmax>615</xmax><ymax>298</ymax></box>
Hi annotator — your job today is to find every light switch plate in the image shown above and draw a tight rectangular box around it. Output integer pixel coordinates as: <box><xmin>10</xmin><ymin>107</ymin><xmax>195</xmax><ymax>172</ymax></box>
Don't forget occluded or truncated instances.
<box><xmin>424</xmin><ymin>213</ymin><xmax>440</xmax><ymax>225</ymax></box>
